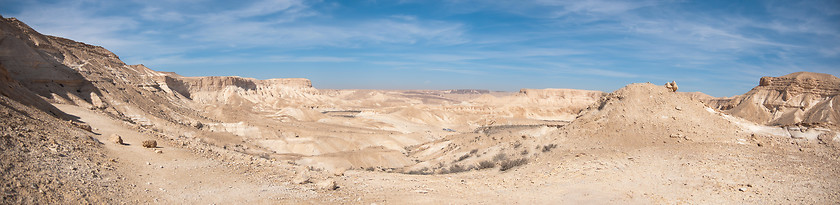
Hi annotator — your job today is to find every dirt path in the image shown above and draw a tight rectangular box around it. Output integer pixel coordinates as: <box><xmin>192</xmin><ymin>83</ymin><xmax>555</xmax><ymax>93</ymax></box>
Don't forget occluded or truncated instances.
<box><xmin>53</xmin><ymin>104</ymin><xmax>313</xmax><ymax>204</ymax></box>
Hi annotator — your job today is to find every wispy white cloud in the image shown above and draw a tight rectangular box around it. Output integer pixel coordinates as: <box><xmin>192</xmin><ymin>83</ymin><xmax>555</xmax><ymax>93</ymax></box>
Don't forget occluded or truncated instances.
<box><xmin>5</xmin><ymin>0</ymin><xmax>468</xmax><ymax>65</ymax></box>
<box><xmin>536</xmin><ymin>0</ymin><xmax>660</xmax><ymax>17</ymax></box>
<box><xmin>424</xmin><ymin>67</ymin><xmax>483</xmax><ymax>75</ymax></box>
<box><xmin>540</xmin><ymin>62</ymin><xmax>639</xmax><ymax>78</ymax></box>
<box><xmin>265</xmin><ymin>55</ymin><xmax>356</xmax><ymax>62</ymax></box>
<box><xmin>139</xmin><ymin>7</ymin><xmax>187</xmax><ymax>22</ymax></box>
<box><xmin>227</xmin><ymin>0</ymin><xmax>305</xmax><ymax>18</ymax></box>
<box><xmin>180</xmin><ymin>17</ymin><xmax>465</xmax><ymax>48</ymax></box>
<box><xmin>11</xmin><ymin>1</ymin><xmax>142</xmax><ymax>48</ymax></box>
<box><xmin>138</xmin><ymin>54</ymin><xmax>356</xmax><ymax>65</ymax></box>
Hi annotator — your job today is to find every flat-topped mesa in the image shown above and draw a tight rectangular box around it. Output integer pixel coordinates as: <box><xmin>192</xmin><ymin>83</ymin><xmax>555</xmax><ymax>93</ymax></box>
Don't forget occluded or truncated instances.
<box><xmin>261</xmin><ymin>78</ymin><xmax>312</xmax><ymax>88</ymax></box>
<box><xmin>182</xmin><ymin>76</ymin><xmax>258</xmax><ymax>91</ymax></box>
<box><xmin>756</xmin><ymin>72</ymin><xmax>840</xmax><ymax>98</ymax></box>
<box><xmin>181</xmin><ymin>76</ymin><xmax>312</xmax><ymax>92</ymax></box>
<box><xmin>518</xmin><ymin>88</ymin><xmax>604</xmax><ymax>99</ymax></box>
<box><xmin>709</xmin><ymin>72</ymin><xmax>840</xmax><ymax>127</ymax></box>
<box><xmin>445</xmin><ymin>89</ymin><xmax>490</xmax><ymax>94</ymax></box>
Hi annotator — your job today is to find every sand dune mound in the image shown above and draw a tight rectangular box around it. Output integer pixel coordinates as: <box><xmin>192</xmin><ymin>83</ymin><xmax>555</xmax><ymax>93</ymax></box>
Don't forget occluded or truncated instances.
<box><xmin>563</xmin><ymin>83</ymin><xmax>743</xmax><ymax>146</ymax></box>
<box><xmin>708</xmin><ymin>72</ymin><xmax>840</xmax><ymax>128</ymax></box>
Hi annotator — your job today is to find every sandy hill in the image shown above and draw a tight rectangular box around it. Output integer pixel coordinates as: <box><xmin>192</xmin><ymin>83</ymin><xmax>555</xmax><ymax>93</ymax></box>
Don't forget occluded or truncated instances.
<box><xmin>708</xmin><ymin>72</ymin><xmax>840</xmax><ymax>128</ymax></box>
<box><xmin>564</xmin><ymin>83</ymin><xmax>743</xmax><ymax>144</ymax></box>
<box><xmin>405</xmin><ymin>83</ymin><xmax>750</xmax><ymax>171</ymax></box>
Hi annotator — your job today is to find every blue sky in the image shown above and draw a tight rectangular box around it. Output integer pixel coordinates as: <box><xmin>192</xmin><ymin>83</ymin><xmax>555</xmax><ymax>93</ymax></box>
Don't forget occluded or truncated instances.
<box><xmin>1</xmin><ymin>0</ymin><xmax>838</xmax><ymax>96</ymax></box>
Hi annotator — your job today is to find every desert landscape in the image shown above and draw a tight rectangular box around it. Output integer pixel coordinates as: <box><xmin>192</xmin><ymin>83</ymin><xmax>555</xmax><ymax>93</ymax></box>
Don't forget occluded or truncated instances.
<box><xmin>1</xmin><ymin>5</ymin><xmax>840</xmax><ymax>204</ymax></box>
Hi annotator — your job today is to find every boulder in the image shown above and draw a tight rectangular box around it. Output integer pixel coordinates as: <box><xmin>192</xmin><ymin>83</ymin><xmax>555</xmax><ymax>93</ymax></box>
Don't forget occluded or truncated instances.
<box><xmin>664</xmin><ymin>81</ymin><xmax>678</xmax><ymax>92</ymax></box>
<box><xmin>142</xmin><ymin>140</ymin><xmax>157</xmax><ymax>148</ymax></box>
<box><xmin>110</xmin><ymin>134</ymin><xmax>123</xmax><ymax>145</ymax></box>
<box><xmin>316</xmin><ymin>179</ymin><xmax>338</xmax><ymax>190</ymax></box>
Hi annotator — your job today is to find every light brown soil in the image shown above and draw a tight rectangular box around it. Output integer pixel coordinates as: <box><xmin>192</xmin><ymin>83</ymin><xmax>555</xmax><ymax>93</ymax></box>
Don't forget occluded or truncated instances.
<box><xmin>51</xmin><ymin>104</ymin><xmax>346</xmax><ymax>204</ymax></box>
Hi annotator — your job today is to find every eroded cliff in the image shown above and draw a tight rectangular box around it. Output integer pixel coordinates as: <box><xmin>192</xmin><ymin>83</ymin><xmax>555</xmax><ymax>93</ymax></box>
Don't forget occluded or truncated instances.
<box><xmin>709</xmin><ymin>72</ymin><xmax>840</xmax><ymax>127</ymax></box>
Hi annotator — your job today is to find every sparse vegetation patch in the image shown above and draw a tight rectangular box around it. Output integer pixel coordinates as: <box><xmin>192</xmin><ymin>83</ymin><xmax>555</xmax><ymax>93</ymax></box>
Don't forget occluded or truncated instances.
<box><xmin>542</xmin><ymin>144</ymin><xmax>557</xmax><ymax>152</ymax></box>
<box><xmin>499</xmin><ymin>158</ymin><xmax>528</xmax><ymax>171</ymax></box>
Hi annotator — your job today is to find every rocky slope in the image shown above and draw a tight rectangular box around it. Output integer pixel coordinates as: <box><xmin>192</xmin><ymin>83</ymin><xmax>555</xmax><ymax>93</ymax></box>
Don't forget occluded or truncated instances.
<box><xmin>0</xmin><ymin>16</ymin><xmax>207</xmax><ymax>128</ymax></box>
<box><xmin>707</xmin><ymin>72</ymin><xmax>840</xmax><ymax>128</ymax></box>
<box><xmin>0</xmin><ymin>50</ymin><xmax>123</xmax><ymax>203</ymax></box>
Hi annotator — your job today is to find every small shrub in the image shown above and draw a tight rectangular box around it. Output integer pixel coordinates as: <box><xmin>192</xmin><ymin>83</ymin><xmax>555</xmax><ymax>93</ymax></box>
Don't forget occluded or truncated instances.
<box><xmin>365</xmin><ymin>167</ymin><xmax>375</xmax><ymax>171</ymax></box>
<box><xmin>447</xmin><ymin>164</ymin><xmax>467</xmax><ymax>173</ymax></box>
<box><xmin>469</xmin><ymin>149</ymin><xmax>478</xmax><ymax>155</ymax></box>
<box><xmin>499</xmin><ymin>158</ymin><xmax>528</xmax><ymax>171</ymax></box>
<box><xmin>407</xmin><ymin>167</ymin><xmax>432</xmax><ymax>175</ymax></box>
<box><xmin>477</xmin><ymin>160</ymin><xmax>496</xmax><ymax>169</ymax></box>
<box><xmin>492</xmin><ymin>153</ymin><xmax>507</xmax><ymax>162</ymax></box>
<box><xmin>521</xmin><ymin>149</ymin><xmax>529</xmax><ymax>155</ymax></box>
<box><xmin>439</xmin><ymin>168</ymin><xmax>449</xmax><ymax>174</ymax></box>
<box><xmin>457</xmin><ymin>154</ymin><xmax>470</xmax><ymax>162</ymax></box>
<box><xmin>542</xmin><ymin>144</ymin><xmax>557</xmax><ymax>152</ymax></box>
<box><xmin>306</xmin><ymin>166</ymin><xmax>323</xmax><ymax>171</ymax></box>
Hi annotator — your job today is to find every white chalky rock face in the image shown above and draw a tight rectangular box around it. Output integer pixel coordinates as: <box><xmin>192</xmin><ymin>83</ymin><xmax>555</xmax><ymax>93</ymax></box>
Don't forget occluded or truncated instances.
<box><xmin>703</xmin><ymin>72</ymin><xmax>840</xmax><ymax>127</ymax></box>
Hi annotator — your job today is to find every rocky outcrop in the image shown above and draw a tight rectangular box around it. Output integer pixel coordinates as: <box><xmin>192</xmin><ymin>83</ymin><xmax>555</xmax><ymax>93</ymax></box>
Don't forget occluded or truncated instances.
<box><xmin>0</xmin><ymin>62</ymin><xmax>72</xmax><ymax>119</ymax></box>
<box><xmin>179</xmin><ymin>76</ymin><xmax>320</xmax><ymax>110</ymax></box>
<box><xmin>180</xmin><ymin>76</ymin><xmax>311</xmax><ymax>92</ymax></box>
<box><xmin>0</xmin><ymin>17</ymin><xmax>94</xmax><ymax>103</ymax></box>
<box><xmin>664</xmin><ymin>81</ymin><xmax>678</xmax><ymax>92</ymax></box>
<box><xmin>0</xmin><ymin>17</ymin><xmax>123</xmax><ymax>202</ymax></box>
<box><xmin>444</xmin><ymin>89</ymin><xmax>489</xmax><ymax>94</ymax></box>
<box><xmin>708</xmin><ymin>72</ymin><xmax>840</xmax><ymax>127</ymax></box>
<box><xmin>262</xmin><ymin>78</ymin><xmax>312</xmax><ymax>88</ymax></box>
<box><xmin>183</xmin><ymin>76</ymin><xmax>259</xmax><ymax>92</ymax></box>
<box><xmin>1</xmin><ymin>15</ymin><xmax>230</xmax><ymax>128</ymax></box>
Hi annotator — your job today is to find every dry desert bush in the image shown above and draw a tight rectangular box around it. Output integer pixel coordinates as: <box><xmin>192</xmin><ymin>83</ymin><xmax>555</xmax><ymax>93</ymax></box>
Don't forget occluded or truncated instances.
<box><xmin>499</xmin><ymin>158</ymin><xmax>528</xmax><ymax>171</ymax></box>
